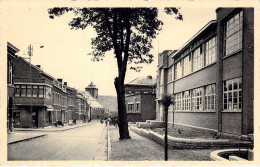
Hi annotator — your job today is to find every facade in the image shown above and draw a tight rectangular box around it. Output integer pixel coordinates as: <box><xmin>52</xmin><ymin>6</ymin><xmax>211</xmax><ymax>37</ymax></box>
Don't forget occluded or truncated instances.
<box><xmin>8</xmin><ymin>42</ymin><xmax>89</xmax><ymax>128</ymax></box>
<box><xmin>125</xmin><ymin>76</ymin><xmax>156</xmax><ymax>122</ymax></box>
<box><xmin>85</xmin><ymin>82</ymin><xmax>104</xmax><ymax>120</ymax></box>
<box><xmin>156</xmin><ymin>8</ymin><xmax>254</xmax><ymax>137</ymax></box>
<box><xmin>7</xmin><ymin>42</ymin><xmax>20</xmax><ymax>132</ymax></box>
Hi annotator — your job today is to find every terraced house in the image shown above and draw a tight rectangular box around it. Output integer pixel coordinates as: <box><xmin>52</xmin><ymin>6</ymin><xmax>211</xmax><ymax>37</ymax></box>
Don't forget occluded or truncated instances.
<box><xmin>8</xmin><ymin>42</ymin><xmax>89</xmax><ymax>128</ymax></box>
<box><xmin>156</xmin><ymin>8</ymin><xmax>254</xmax><ymax>138</ymax></box>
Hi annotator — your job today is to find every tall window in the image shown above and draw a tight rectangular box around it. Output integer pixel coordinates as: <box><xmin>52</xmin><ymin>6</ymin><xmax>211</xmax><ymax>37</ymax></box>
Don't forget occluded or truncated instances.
<box><xmin>183</xmin><ymin>55</ymin><xmax>192</xmax><ymax>76</ymax></box>
<box><xmin>183</xmin><ymin>90</ymin><xmax>191</xmax><ymax>111</ymax></box>
<box><xmin>27</xmin><ymin>85</ymin><xmax>32</xmax><ymax>97</ymax></box>
<box><xmin>167</xmin><ymin>66</ymin><xmax>173</xmax><ymax>82</ymax></box>
<box><xmin>223</xmin><ymin>77</ymin><xmax>242</xmax><ymax>110</ymax></box>
<box><xmin>8</xmin><ymin>60</ymin><xmax>13</xmax><ymax>85</ymax></box>
<box><xmin>136</xmin><ymin>103</ymin><xmax>140</xmax><ymax>113</ymax></box>
<box><xmin>205</xmin><ymin>84</ymin><xmax>216</xmax><ymax>110</ymax></box>
<box><xmin>175</xmin><ymin>93</ymin><xmax>182</xmax><ymax>111</ymax></box>
<box><xmin>224</xmin><ymin>11</ymin><xmax>243</xmax><ymax>56</ymax></box>
<box><xmin>38</xmin><ymin>86</ymin><xmax>44</xmax><ymax>98</ymax></box>
<box><xmin>21</xmin><ymin>85</ymin><xmax>26</xmax><ymax>97</ymax></box>
<box><xmin>128</xmin><ymin>104</ymin><xmax>134</xmax><ymax>112</ymax></box>
<box><xmin>15</xmin><ymin>85</ymin><xmax>20</xmax><ymax>97</ymax></box>
<box><xmin>193</xmin><ymin>46</ymin><xmax>204</xmax><ymax>72</ymax></box>
<box><xmin>205</xmin><ymin>36</ymin><xmax>217</xmax><ymax>66</ymax></box>
<box><xmin>33</xmin><ymin>85</ymin><xmax>38</xmax><ymax>97</ymax></box>
<box><xmin>192</xmin><ymin>87</ymin><xmax>203</xmax><ymax>110</ymax></box>
<box><xmin>175</xmin><ymin>61</ymin><xmax>182</xmax><ymax>79</ymax></box>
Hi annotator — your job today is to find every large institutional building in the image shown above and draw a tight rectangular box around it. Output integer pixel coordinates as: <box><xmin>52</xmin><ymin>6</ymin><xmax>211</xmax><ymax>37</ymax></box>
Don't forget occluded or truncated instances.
<box><xmin>156</xmin><ymin>8</ymin><xmax>254</xmax><ymax>137</ymax></box>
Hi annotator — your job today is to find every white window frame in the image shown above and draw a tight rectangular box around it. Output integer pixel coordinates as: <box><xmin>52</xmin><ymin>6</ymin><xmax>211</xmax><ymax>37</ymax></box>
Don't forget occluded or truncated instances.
<box><xmin>183</xmin><ymin>90</ymin><xmax>191</xmax><ymax>111</ymax></box>
<box><xmin>205</xmin><ymin>36</ymin><xmax>217</xmax><ymax>66</ymax></box>
<box><xmin>192</xmin><ymin>87</ymin><xmax>203</xmax><ymax>111</ymax></box>
<box><xmin>205</xmin><ymin>84</ymin><xmax>216</xmax><ymax>110</ymax></box>
<box><xmin>174</xmin><ymin>93</ymin><xmax>182</xmax><ymax>111</ymax></box>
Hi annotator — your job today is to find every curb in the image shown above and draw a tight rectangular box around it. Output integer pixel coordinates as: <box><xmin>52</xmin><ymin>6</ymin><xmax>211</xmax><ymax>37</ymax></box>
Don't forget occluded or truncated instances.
<box><xmin>8</xmin><ymin>134</ymin><xmax>46</xmax><ymax>145</ymax></box>
<box><xmin>107</xmin><ymin>125</ymin><xmax>111</xmax><ymax>161</ymax></box>
<box><xmin>210</xmin><ymin>149</ymin><xmax>249</xmax><ymax>161</ymax></box>
<box><xmin>14</xmin><ymin>123</ymin><xmax>90</xmax><ymax>132</ymax></box>
<box><xmin>130</xmin><ymin>126</ymin><xmax>253</xmax><ymax>149</ymax></box>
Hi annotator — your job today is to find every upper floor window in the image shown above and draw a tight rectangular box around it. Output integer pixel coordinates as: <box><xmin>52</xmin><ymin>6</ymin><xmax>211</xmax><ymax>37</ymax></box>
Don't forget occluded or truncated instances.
<box><xmin>205</xmin><ymin>36</ymin><xmax>217</xmax><ymax>66</ymax></box>
<box><xmin>183</xmin><ymin>55</ymin><xmax>192</xmax><ymax>76</ymax></box>
<box><xmin>15</xmin><ymin>84</ymin><xmax>50</xmax><ymax>98</ymax></box>
<box><xmin>193</xmin><ymin>46</ymin><xmax>204</xmax><ymax>72</ymax></box>
<box><xmin>223</xmin><ymin>77</ymin><xmax>242</xmax><ymax>110</ymax></box>
<box><xmin>167</xmin><ymin>66</ymin><xmax>174</xmax><ymax>83</ymax></box>
<box><xmin>160</xmin><ymin>70</ymin><xmax>164</xmax><ymax>86</ymax></box>
<box><xmin>175</xmin><ymin>61</ymin><xmax>182</xmax><ymax>80</ymax></box>
<box><xmin>8</xmin><ymin>60</ymin><xmax>13</xmax><ymax>85</ymax></box>
<box><xmin>224</xmin><ymin>11</ymin><xmax>243</xmax><ymax>56</ymax></box>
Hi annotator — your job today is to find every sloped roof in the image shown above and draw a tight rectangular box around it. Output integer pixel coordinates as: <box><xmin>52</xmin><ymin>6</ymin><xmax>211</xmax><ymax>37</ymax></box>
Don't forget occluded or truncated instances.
<box><xmin>98</xmin><ymin>96</ymin><xmax>118</xmax><ymax>112</ymax></box>
<box><xmin>84</xmin><ymin>91</ymin><xmax>104</xmax><ymax>109</ymax></box>
<box><xmin>125</xmin><ymin>76</ymin><xmax>156</xmax><ymax>86</ymax></box>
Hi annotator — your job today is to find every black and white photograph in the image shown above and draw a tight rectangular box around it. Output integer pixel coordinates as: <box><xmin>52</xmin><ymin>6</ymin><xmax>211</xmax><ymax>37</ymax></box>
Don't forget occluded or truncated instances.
<box><xmin>0</xmin><ymin>0</ymin><xmax>259</xmax><ymax>165</ymax></box>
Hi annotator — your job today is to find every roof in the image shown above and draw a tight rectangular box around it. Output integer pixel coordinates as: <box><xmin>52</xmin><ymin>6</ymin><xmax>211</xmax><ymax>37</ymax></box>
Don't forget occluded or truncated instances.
<box><xmin>171</xmin><ymin>20</ymin><xmax>217</xmax><ymax>59</ymax></box>
<box><xmin>84</xmin><ymin>91</ymin><xmax>104</xmax><ymax>109</ymax></box>
<box><xmin>125</xmin><ymin>76</ymin><xmax>156</xmax><ymax>86</ymax></box>
<box><xmin>98</xmin><ymin>96</ymin><xmax>118</xmax><ymax>112</ymax></box>
<box><xmin>86</xmin><ymin>81</ymin><xmax>98</xmax><ymax>89</ymax></box>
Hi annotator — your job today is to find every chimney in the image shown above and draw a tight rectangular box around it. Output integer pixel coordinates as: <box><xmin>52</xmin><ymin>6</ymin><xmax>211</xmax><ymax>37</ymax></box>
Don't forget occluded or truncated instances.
<box><xmin>57</xmin><ymin>78</ymin><xmax>63</xmax><ymax>83</ymax></box>
<box><xmin>36</xmin><ymin>65</ymin><xmax>41</xmax><ymax>69</ymax></box>
<box><xmin>64</xmin><ymin>82</ymin><xmax>67</xmax><ymax>86</ymax></box>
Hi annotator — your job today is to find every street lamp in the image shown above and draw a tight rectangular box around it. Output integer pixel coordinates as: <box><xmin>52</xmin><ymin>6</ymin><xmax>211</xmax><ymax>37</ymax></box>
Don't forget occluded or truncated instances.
<box><xmin>27</xmin><ymin>43</ymin><xmax>44</xmax><ymax>128</ymax></box>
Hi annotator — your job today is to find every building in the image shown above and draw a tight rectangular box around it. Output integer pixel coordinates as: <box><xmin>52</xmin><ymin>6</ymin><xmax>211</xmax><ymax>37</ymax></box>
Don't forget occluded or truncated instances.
<box><xmin>85</xmin><ymin>82</ymin><xmax>104</xmax><ymax>120</ymax></box>
<box><xmin>125</xmin><ymin>76</ymin><xmax>156</xmax><ymax>122</ymax></box>
<box><xmin>156</xmin><ymin>8</ymin><xmax>254</xmax><ymax>137</ymax></box>
<box><xmin>8</xmin><ymin>42</ymin><xmax>89</xmax><ymax>128</ymax></box>
<box><xmin>7</xmin><ymin>42</ymin><xmax>20</xmax><ymax>132</ymax></box>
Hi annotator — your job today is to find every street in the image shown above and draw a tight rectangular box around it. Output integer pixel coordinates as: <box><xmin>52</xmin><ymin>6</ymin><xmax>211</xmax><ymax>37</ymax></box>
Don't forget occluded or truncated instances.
<box><xmin>8</xmin><ymin>121</ymin><xmax>107</xmax><ymax>160</ymax></box>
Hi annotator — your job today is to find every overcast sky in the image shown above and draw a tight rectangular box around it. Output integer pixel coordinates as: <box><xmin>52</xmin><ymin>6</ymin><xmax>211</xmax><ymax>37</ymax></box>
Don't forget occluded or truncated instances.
<box><xmin>3</xmin><ymin>2</ymin><xmax>217</xmax><ymax>96</ymax></box>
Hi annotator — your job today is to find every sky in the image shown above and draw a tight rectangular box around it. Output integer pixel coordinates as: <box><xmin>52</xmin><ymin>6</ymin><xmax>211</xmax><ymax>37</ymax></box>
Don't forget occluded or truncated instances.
<box><xmin>3</xmin><ymin>2</ymin><xmax>217</xmax><ymax>96</ymax></box>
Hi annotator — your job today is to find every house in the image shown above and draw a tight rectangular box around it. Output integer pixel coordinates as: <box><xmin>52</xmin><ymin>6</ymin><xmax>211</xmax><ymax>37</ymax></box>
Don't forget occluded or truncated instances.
<box><xmin>125</xmin><ymin>75</ymin><xmax>156</xmax><ymax>122</ymax></box>
<box><xmin>7</xmin><ymin>42</ymin><xmax>20</xmax><ymax>132</ymax></box>
<box><xmin>156</xmin><ymin>8</ymin><xmax>254</xmax><ymax>138</ymax></box>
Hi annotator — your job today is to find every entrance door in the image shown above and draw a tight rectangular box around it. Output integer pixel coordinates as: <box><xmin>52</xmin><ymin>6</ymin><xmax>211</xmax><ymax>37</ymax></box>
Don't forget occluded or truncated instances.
<box><xmin>32</xmin><ymin>111</ymin><xmax>38</xmax><ymax>128</ymax></box>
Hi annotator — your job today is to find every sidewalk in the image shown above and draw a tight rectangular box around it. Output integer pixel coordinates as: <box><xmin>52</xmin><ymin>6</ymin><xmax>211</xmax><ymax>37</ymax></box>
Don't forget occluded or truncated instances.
<box><xmin>8</xmin><ymin>132</ymin><xmax>46</xmax><ymax>144</ymax></box>
<box><xmin>14</xmin><ymin>122</ymin><xmax>90</xmax><ymax>132</ymax></box>
<box><xmin>109</xmin><ymin>126</ymin><xmax>215</xmax><ymax>161</ymax></box>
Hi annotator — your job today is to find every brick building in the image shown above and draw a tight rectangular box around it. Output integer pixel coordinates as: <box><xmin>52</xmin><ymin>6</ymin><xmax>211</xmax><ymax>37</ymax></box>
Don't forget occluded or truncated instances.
<box><xmin>156</xmin><ymin>8</ymin><xmax>254</xmax><ymax>137</ymax></box>
<box><xmin>125</xmin><ymin>76</ymin><xmax>156</xmax><ymax>122</ymax></box>
<box><xmin>8</xmin><ymin>42</ymin><xmax>89</xmax><ymax>128</ymax></box>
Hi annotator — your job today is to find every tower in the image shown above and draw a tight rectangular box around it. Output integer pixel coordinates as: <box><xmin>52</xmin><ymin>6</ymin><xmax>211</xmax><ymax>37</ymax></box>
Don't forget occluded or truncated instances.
<box><xmin>85</xmin><ymin>81</ymin><xmax>98</xmax><ymax>99</ymax></box>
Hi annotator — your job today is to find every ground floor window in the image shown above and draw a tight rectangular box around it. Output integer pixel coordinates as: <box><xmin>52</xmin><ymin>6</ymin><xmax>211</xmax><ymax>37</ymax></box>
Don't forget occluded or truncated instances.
<box><xmin>136</xmin><ymin>103</ymin><xmax>140</xmax><ymax>113</ymax></box>
<box><xmin>192</xmin><ymin>87</ymin><xmax>203</xmax><ymax>110</ymax></box>
<box><xmin>175</xmin><ymin>93</ymin><xmax>182</xmax><ymax>111</ymax></box>
<box><xmin>223</xmin><ymin>77</ymin><xmax>242</xmax><ymax>110</ymax></box>
<box><xmin>128</xmin><ymin>104</ymin><xmax>134</xmax><ymax>113</ymax></box>
<box><xmin>205</xmin><ymin>84</ymin><xmax>216</xmax><ymax>109</ymax></box>
<box><xmin>183</xmin><ymin>90</ymin><xmax>191</xmax><ymax>111</ymax></box>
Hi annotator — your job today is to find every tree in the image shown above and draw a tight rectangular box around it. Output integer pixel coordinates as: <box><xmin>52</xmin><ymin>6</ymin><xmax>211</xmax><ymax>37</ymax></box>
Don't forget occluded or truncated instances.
<box><xmin>48</xmin><ymin>7</ymin><xmax>182</xmax><ymax>140</ymax></box>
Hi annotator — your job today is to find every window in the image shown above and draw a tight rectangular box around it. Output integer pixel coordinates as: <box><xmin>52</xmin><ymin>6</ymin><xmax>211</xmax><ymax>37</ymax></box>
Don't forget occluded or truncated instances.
<box><xmin>183</xmin><ymin>90</ymin><xmax>191</xmax><ymax>111</ymax></box>
<box><xmin>205</xmin><ymin>84</ymin><xmax>216</xmax><ymax>110</ymax></box>
<box><xmin>160</xmin><ymin>70</ymin><xmax>164</xmax><ymax>86</ymax></box>
<box><xmin>15</xmin><ymin>85</ymin><xmax>20</xmax><ymax>97</ymax></box>
<box><xmin>223</xmin><ymin>77</ymin><xmax>242</xmax><ymax>110</ymax></box>
<box><xmin>33</xmin><ymin>85</ymin><xmax>38</xmax><ymax>97</ymax></box>
<box><xmin>136</xmin><ymin>103</ymin><xmax>140</xmax><ymax>113</ymax></box>
<box><xmin>27</xmin><ymin>85</ymin><xmax>32</xmax><ymax>97</ymax></box>
<box><xmin>167</xmin><ymin>66</ymin><xmax>173</xmax><ymax>82</ymax></box>
<box><xmin>192</xmin><ymin>87</ymin><xmax>203</xmax><ymax>110</ymax></box>
<box><xmin>21</xmin><ymin>85</ymin><xmax>26</xmax><ymax>97</ymax></box>
<box><xmin>193</xmin><ymin>46</ymin><xmax>204</xmax><ymax>72</ymax></box>
<box><xmin>183</xmin><ymin>55</ymin><xmax>192</xmax><ymax>76</ymax></box>
<box><xmin>45</xmin><ymin>86</ymin><xmax>52</xmax><ymax>99</ymax></box>
<box><xmin>175</xmin><ymin>61</ymin><xmax>182</xmax><ymax>79</ymax></box>
<box><xmin>128</xmin><ymin>104</ymin><xmax>134</xmax><ymax>112</ymax></box>
<box><xmin>205</xmin><ymin>36</ymin><xmax>217</xmax><ymax>66</ymax></box>
<box><xmin>174</xmin><ymin>93</ymin><xmax>182</xmax><ymax>111</ymax></box>
<box><xmin>224</xmin><ymin>11</ymin><xmax>243</xmax><ymax>56</ymax></box>
<box><xmin>38</xmin><ymin>86</ymin><xmax>44</xmax><ymax>98</ymax></box>
<box><xmin>8</xmin><ymin>60</ymin><xmax>13</xmax><ymax>85</ymax></box>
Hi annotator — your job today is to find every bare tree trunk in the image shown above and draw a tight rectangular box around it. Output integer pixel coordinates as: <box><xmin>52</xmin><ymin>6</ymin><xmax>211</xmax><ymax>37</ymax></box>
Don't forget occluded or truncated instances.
<box><xmin>115</xmin><ymin>77</ymin><xmax>131</xmax><ymax>140</ymax></box>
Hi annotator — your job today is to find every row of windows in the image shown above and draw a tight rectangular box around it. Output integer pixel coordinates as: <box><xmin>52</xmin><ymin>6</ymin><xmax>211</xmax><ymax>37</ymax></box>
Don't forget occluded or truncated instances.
<box><xmin>174</xmin><ymin>36</ymin><xmax>217</xmax><ymax>80</ymax></box>
<box><xmin>53</xmin><ymin>92</ymin><xmax>67</xmax><ymax>106</ymax></box>
<box><xmin>15</xmin><ymin>85</ymin><xmax>52</xmax><ymax>99</ymax></box>
<box><xmin>174</xmin><ymin>84</ymin><xmax>216</xmax><ymax>111</ymax></box>
<box><xmin>127</xmin><ymin>103</ymin><xmax>140</xmax><ymax>113</ymax></box>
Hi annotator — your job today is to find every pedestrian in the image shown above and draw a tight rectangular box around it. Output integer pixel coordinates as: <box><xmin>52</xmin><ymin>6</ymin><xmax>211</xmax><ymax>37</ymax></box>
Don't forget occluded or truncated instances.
<box><xmin>105</xmin><ymin>119</ymin><xmax>108</xmax><ymax>126</ymax></box>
